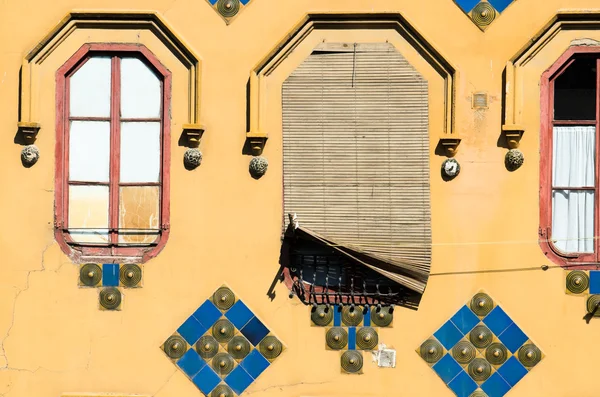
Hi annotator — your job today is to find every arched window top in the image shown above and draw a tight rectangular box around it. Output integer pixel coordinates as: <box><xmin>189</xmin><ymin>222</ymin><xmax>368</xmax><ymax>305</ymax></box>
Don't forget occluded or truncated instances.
<box><xmin>55</xmin><ymin>43</ymin><xmax>171</xmax><ymax>264</ymax></box>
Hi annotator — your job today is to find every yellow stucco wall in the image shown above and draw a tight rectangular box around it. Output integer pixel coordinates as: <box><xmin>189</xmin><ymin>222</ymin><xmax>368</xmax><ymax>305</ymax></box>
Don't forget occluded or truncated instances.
<box><xmin>0</xmin><ymin>0</ymin><xmax>598</xmax><ymax>396</ymax></box>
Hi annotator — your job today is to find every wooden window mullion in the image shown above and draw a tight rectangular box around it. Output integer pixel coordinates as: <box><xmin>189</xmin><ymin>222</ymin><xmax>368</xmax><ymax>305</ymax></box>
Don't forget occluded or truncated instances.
<box><xmin>109</xmin><ymin>56</ymin><xmax>122</xmax><ymax>252</ymax></box>
<box><xmin>595</xmin><ymin>58</ymin><xmax>600</xmax><ymax>260</ymax></box>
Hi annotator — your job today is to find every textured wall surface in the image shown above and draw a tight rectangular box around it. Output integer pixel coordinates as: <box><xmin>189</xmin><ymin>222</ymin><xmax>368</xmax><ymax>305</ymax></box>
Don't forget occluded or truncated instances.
<box><xmin>0</xmin><ymin>0</ymin><xmax>599</xmax><ymax>396</ymax></box>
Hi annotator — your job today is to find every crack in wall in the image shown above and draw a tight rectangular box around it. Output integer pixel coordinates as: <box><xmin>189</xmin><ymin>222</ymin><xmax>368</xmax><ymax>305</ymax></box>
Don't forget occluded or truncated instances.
<box><xmin>0</xmin><ymin>240</ymin><xmax>63</xmax><ymax>372</ymax></box>
<box><xmin>245</xmin><ymin>381</ymin><xmax>333</xmax><ymax>395</ymax></box>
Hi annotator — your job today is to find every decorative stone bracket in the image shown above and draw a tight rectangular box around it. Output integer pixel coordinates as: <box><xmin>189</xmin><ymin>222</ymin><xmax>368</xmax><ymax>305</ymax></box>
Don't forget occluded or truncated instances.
<box><xmin>439</xmin><ymin>137</ymin><xmax>461</xmax><ymax>157</ymax></box>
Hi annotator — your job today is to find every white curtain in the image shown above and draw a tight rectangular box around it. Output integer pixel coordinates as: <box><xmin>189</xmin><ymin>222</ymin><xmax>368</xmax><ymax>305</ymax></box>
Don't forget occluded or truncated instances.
<box><xmin>552</xmin><ymin>126</ymin><xmax>595</xmax><ymax>253</ymax></box>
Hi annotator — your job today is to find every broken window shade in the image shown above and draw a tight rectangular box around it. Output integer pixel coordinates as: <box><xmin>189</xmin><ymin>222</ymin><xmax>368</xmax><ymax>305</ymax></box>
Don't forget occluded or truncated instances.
<box><xmin>56</xmin><ymin>46</ymin><xmax>170</xmax><ymax>261</ymax></box>
<box><xmin>282</xmin><ymin>221</ymin><xmax>424</xmax><ymax>310</ymax></box>
<box><xmin>281</xmin><ymin>42</ymin><xmax>431</xmax><ymax>309</ymax></box>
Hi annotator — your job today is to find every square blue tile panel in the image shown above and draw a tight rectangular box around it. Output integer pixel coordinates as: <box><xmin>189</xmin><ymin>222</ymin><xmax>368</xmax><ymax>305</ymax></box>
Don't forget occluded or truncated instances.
<box><xmin>498</xmin><ymin>322</ymin><xmax>528</xmax><ymax>353</ymax></box>
<box><xmin>162</xmin><ymin>286</ymin><xmax>285</xmax><ymax>396</ymax></box>
<box><xmin>454</xmin><ymin>0</ymin><xmax>480</xmax><ymax>13</ymax></box>
<box><xmin>225</xmin><ymin>365</ymin><xmax>254</xmax><ymax>395</ymax></box>
<box><xmin>177</xmin><ymin>349</ymin><xmax>206</xmax><ymax>378</ymax></box>
<box><xmin>589</xmin><ymin>271</ymin><xmax>600</xmax><ymax>294</ymax></box>
<box><xmin>192</xmin><ymin>365</ymin><xmax>221</xmax><ymax>395</ymax></box>
<box><xmin>448</xmin><ymin>370</ymin><xmax>478</xmax><ymax>397</ymax></box>
<box><xmin>193</xmin><ymin>300</ymin><xmax>222</xmax><ymax>329</ymax></box>
<box><xmin>102</xmin><ymin>264</ymin><xmax>119</xmax><ymax>287</ymax></box>
<box><xmin>488</xmin><ymin>0</ymin><xmax>514</xmax><ymax>13</ymax></box>
<box><xmin>240</xmin><ymin>349</ymin><xmax>270</xmax><ymax>379</ymax></box>
<box><xmin>241</xmin><ymin>317</ymin><xmax>270</xmax><ymax>346</ymax></box>
<box><xmin>225</xmin><ymin>300</ymin><xmax>254</xmax><ymax>329</ymax></box>
<box><xmin>451</xmin><ymin>305</ymin><xmax>480</xmax><ymax>335</ymax></box>
<box><xmin>348</xmin><ymin>327</ymin><xmax>356</xmax><ymax>350</ymax></box>
<box><xmin>434</xmin><ymin>321</ymin><xmax>463</xmax><ymax>350</ymax></box>
<box><xmin>432</xmin><ymin>354</ymin><xmax>462</xmax><ymax>384</ymax></box>
<box><xmin>177</xmin><ymin>315</ymin><xmax>207</xmax><ymax>345</ymax></box>
<box><xmin>417</xmin><ymin>292</ymin><xmax>544</xmax><ymax>397</ymax></box>
<box><xmin>497</xmin><ymin>356</ymin><xmax>528</xmax><ymax>387</ymax></box>
<box><xmin>481</xmin><ymin>372</ymin><xmax>511</xmax><ymax>397</ymax></box>
<box><xmin>483</xmin><ymin>306</ymin><xmax>513</xmax><ymax>336</ymax></box>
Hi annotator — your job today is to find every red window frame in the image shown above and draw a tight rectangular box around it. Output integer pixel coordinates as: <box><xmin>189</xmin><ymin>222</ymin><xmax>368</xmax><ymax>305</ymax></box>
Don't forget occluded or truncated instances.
<box><xmin>540</xmin><ymin>46</ymin><xmax>600</xmax><ymax>269</ymax></box>
<box><xmin>55</xmin><ymin>43</ymin><xmax>171</xmax><ymax>264</ymax></box>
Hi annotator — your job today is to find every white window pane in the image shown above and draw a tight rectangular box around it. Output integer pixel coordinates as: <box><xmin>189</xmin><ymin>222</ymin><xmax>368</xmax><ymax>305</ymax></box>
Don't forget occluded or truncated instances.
<box><xmin>552</xmin><ymin>126</ymin><xmax>595</xmax><ymax>187</ymax></box>
<box><xmin>118</xmin><ymin>186</ymin><xmax>160</xmax><ymax>245</ymax></box>
<box><xmin>68</xmin><ymin>185</ymin><xmax>109</xmax><ymax>244</ymax></box>
<box><xmin>552</xmin><ymin>189</ymin><xmax>594</xmax><ymax>253</ymax></box>
<box><xmin>121</xmin><ymin>57</ymin><xmax>161</xmax><ymax>118</ymax></box>
<box><xmin>69</xmin><ymin>121</ymin><xmax>110</xmax><ymax>182</ymax></box>
<box><xmin>69</xmin><ymin>57</ymin><xmax>111</xmax><ymax>117</ymax></box>
<box><xmin>120</xmin><ymin>122</ymin><xmax>161</xmax><ymax>183</ymax></box>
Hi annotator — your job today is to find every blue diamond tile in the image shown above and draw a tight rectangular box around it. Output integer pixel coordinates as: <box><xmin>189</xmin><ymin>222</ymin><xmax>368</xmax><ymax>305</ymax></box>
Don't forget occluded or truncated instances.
<box><xmin>348</xmin><ymin>327</ymin><xmax>356</xmax><ymax>350</ymax></box>
<box><xmin>193</xmin><ymin>300</ymin><xmax>222</xmax><ymax>328</ymax></box>
<box><xmin>208</xmin><ymin>0</ymin><xmax>217</xmax><ymax>4</ymax></box>
<box><xmin>225</xmin><ymin>300</ymin><xmax>254</xmax><ymax>329</ymax></box>
<box><xmin>334</xmin><ymin>306</ymin><xmax>341</xmax><ymax>326</ymax></box>
<box><xmin>192</xmin><ymin>365</ymin><xmax>221</xmax><ymax>394</ymax></box>
<box><xmin>498</xmin><ymin>323</ymin><xmax>528</xmax><ymax>353</ymax></box>
<box><xmin>483</xmin><ymin>306</ymin><xmax>513</xmax><ymax>336</ymax></box>
<box><xmin>454</xmin><ymin>0</ymin><xmax>480</xmax><ymax>12</ymax></box>
<box><xmin>240</xmin><ymin>349</ymin><xmax>270</xmax><ymax>379</ymax></box>
<box><xmin>481</xmin><ymin>372</ymin><xmax>512</xmax><ymax>397</ymax></box>
<box><xmin>434</xmin><ymin>321</ymin><xmax>463</xmax><ymax>350</ymax></box>
<box><xmin>240</xmin><ymin>0</ymin><xmax>250</xmax><ymax>4</ymax></box>
<box><xmin>177</xmin><ymin>349</ymin><xmax>206</xmax><ymax>378</ymax></box>
<box><xmin>488</xmin><ymin>0</ymin><xmax>513</xmax><ymax>13</ymax></box>
<box><xmin>177</xmin><ymin>315</ymin><xmax>207</xmax><ymax>345</ymax></box>
<box><xmin>497</xmin><ymin>356</ymin><xmax>528</xmax><ymax>387</ymax></box>
<box><xmin>590</xmin><ymin>271</ymin><xmax>600</xmax><ymax>294</ymax></box>
<box><xmin>241</xmin><ymin>317</ymin><xmax>270</xmax><ymax>346</ymax></box>
<box><xmin>225</xmin><ymin>365</ymin><xmax>254</xmax><ymax>395</ymax></box>
<box><xmin>451</xmin><ymin>305</ymin><xmax>480</xmax><ymax>335</ymax></box>
<box><xmin>102</xmin><ymin>264</ymin><xmax>119</xmax><ymax>287</ymax></box>
<box><xmin>448</xmin><ymin>370</ymin><xmax>478</xmax><ymax>397</ymax></box>
<box><xmin>364</xmin><ymin>306</ymin><xmax>371</xmax><ymax>326</ymax></box>
<box><xmin>433</xmin><ymin>354</ymin><xmax>462</xmax><ymax>384</ymax></box>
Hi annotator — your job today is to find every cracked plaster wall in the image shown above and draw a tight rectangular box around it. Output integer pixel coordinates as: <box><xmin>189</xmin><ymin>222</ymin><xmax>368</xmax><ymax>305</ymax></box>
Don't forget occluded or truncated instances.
<box><xmin>0</xmin><ymin>0</ymin><xmax>600</xmax><ymax>397</ymax></box>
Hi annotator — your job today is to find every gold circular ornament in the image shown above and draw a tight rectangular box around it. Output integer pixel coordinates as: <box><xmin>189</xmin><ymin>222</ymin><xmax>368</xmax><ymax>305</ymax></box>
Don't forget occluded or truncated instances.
<box><xmin>212</xmin><ymin>319</ymin><xmax>235</xmax><ymax>343</ymax></box>
<box><xmin>99</xmin><ymin>287</ymin><xmax>121</xmax><ymax>310</ymax></box>
<box><xmin>470</xmin><ymin>293</ymin><xmax>494</xmax><ymax>317</ymax></box>
<box><xmin>259</xmin><ymin>335</ymin><xmax>283</xmax><ymax>360</ymax></box>
<box><xmin>196</xmin><ymin>335</ymin><xmax>219</xmax><ymax>359</ymax></box>
<box><xmin>341</xmin><ymin>350</ymin><xmax>363</xmax><ymax>373</ymax></box>
<box><xmin>452</xmin><ymin>340</ymin><xmax>477</xmax><ymax>364</ymax></box>
<box><xmin>216</xmin><ymin>0</ymin><xmax>240</xmax><ymax>18</ymax></box>
<box><xmin>356</xmin><ymin>327</ymin><xmax>378</xmax><ymax>350</ymax></box>
<box><xmin>164</xmin><ymin>335</ymin><xmax>187</xmax><ymax>359</ymax></box>
<box><xmin>213</xmin><ymin>287</ymin><xmax>236</xmax><ymax>311</ymax></box>
<box><xmin>471</xmin><ymin>2</ymin><xmax>496</xmax><ymax>27</ymax></box>
<box><xmin>469</xmin><ymin>325</ymin><xmax>493</xmax><ymax>349</ymax></box>
<box><xmin>485</xmin><ymin>343</ymin><xmax>508</xmax><ymax>365</ymax></box>
<box><xmin>342</xmin><ymin>306</ymin><xmax>363</xmax><ymax>326</ymax></box>
<box><xmin>326</xmin><ymin>327</ymin><xmax>348</xmax><ymax>350</ymax></box>
<box><xmin>212</xmin><ymin>352</ymin><xmax>235</xmax><ymax>376</ymax></box>
<box><xmin>80</xmin><ymin>264</ymin><xmax>102</xmax><ymax>286</ymax></box>
<box><xmin>468</xmin><ymin>358</ymin><xmax>492</xmax><ymax>382</ymax></box>
<box><xmin>567</xmin><ymin>271</ymin><xmax>589</xmax><ymax>294</ymax></box>
<box><xmin>371</xmin><ymin>306</ymin><xmax>393</xmax><ymax>327</ymax></box>
<box><xmin>586</xmin><ymin>295</ymin><xmax>600</xmax><ymax>316</ymax></box>
<box><xmin>518</xmin><ymin>343</ymin><xmax>542</xmax><ymax>367</ymax></box>
<box><xmin>311</xmin><ymin>305</ymin><xmax>333</xmax><ymax>326</ymax></box>
<box><xmin>419</xmin><ymin>339</ymin><xmax>444</xmax><ymax>364</ymax></box>
<box><xmin>470</xmin><ymin>391</ymin><xmax>490</xmax><ymax>397</ymax></box>
<box><xmin>119</xmin><ymin>264</ymin><xmax>142</xmax><ymax>287</ymax></box>
<box><xmin>211</xmin><ymin>385</ymin><xmax>234</xmax><ymax>397</ymax></box>
<box><xmin>227</xmin><ymin>336</ymin><xmax>251</xmax><ymax>360</ymax></box>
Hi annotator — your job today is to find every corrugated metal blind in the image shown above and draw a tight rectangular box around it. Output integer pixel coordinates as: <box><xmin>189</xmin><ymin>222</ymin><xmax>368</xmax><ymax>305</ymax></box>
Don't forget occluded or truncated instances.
<box><xmin>282</xmin><ymin>42</ymin><xmax>431</xmax><ymax>294</ymax></box>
